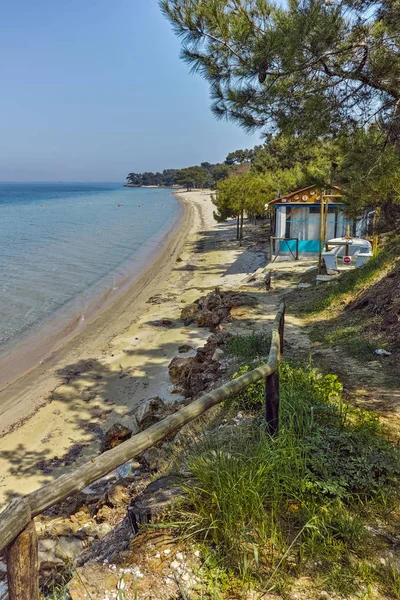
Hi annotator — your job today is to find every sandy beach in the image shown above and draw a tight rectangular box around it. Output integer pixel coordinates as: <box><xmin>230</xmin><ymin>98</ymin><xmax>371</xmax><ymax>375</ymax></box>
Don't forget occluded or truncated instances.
<box><xmin>0</xmin><ymin>190</ymin><xmax>266</xmax><ymax>505</ymax></box>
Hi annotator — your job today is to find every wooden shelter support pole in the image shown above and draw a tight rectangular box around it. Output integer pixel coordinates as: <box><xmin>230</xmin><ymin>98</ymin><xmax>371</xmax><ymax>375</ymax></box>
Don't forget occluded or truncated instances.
<box><xmin>7</xmin><ymin>520</ymin><xmax>39</xmax><ymax>600</ymax></box>
<box><xmin>318</xmin><ymin>192</ymin><xmax>326</xmax><ymax>274</ymax></box>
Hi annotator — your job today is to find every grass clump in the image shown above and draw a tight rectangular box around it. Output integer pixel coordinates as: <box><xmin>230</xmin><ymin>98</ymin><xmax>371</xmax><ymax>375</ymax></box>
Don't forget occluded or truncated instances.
<box><xmin>226</xmin><ymin>332</ymin><xmax>271</xmax><ymax>362</ymax></box>
<box><xmin>177</xmin><ymin>363</ymin><xmax>400</xmax><ymax>597</ymax></box>
<box><xmin>310</xmin><ymin>323</ymin><xmax>378</xmax><ymax>360</ymax></box>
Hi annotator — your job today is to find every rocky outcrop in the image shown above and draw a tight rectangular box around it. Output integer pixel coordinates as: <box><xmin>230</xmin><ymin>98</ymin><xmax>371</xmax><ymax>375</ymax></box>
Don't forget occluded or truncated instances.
<box><xmin>168</xmin><ymin>357</ymin><xmax>196</xmax><ymax>384</ymax></box>
<box><xmin>168</xmin><ymin>330</ymin><xmax>232</xmax><ymax>398</ymax></box>
<box><xmin>181</xmin><ymin>302</ymin><xmax>199</xmax><ymax>325</ymax></box>
<box><xmin>101</xmin><ymin>423</ymin><xmax>132</xmax><ymax>453</ymax></box>
<box><xmin>134</xmin><ymin>396</ymin><xmax>178</xmax><ymax>429</ymax></box>
<box><xmin>180</xmin><ymin>288</ymin><xmax>258</xmax><ymax>330</ymax></box>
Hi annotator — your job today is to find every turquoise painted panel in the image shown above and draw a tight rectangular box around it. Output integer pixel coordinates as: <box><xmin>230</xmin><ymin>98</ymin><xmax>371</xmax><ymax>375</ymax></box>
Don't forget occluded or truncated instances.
<box><xmin>282</xmin><ymin>239</ymin><xmax>320</xmax><ymax>253</ymax></box>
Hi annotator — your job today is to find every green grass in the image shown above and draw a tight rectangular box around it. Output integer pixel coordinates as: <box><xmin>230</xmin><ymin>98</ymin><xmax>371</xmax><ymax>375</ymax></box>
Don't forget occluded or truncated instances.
<box><xmin>173</xmin><ymin>362</ymin><xmax>400</xmax><ymax>598</ymax></box>
<box><xmin>226</xmin><ymin>331</ymin><xmax>271</xmax><ymax>362</ymax></box>
<box><xmin>298</xmin><ymin>236</ymin><xmax>400</xmax><ymax>314</ymax></box>
<box><xmin>310</xmin><ymin>323</ymin><xmax>378</xmax><ymax>360</ymax></box>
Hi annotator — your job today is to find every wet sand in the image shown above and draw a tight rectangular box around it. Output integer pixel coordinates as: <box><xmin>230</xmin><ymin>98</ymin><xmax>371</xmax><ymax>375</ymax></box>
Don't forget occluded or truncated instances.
<box><xmin>0</xmin><ymin>190</ymin><xmax>266</xmax><ymax>504</ymax></box>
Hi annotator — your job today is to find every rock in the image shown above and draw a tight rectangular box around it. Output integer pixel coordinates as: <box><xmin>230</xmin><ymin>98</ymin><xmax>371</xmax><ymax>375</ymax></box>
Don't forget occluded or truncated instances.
<box><xmin>101</xmin><ymin>423</ymin><xmax>132</xmax><ymax>453</ymax></box>
<box><xmin>168</xmin><ymin>357</ymin><xmax>195</xmax><ymax>384</ymax></box>
<box><xmin>161</xmin><ymin>318</ymin><xmax>173</xmax><ymax>327</ymax></box>
<box><xmin>107</xmin><ymin>484</ymin><xmax>130</xmax><ymax>507</ymax></box>
<box><xmin>196</xmin><ymin>306</ymin><xmax>230</xmax><ymax>329</ymax></box>
<box><xmin>181</xmin><ymin>302</ymin><xmax>199</xmax><ymax>325</ymax></box>
<box><xmin>127</xmin><ymin>475</ymin><xmax>191</xmax><ymax>534</ymax></box>
<box><xmin>178</xmin><ymin>344</ymin><xmax>194</xmax><ymax>353</ymax></box>
<box><xmin>212</xmin><ymin>348</ymin><xmax>224</xmax><ymax>361</ymax></box>
<box><xmin>134</xmin><ymin>396</ymin><xmax>174</xmax><ymax>428</ymax></box>
<box><xmin>39</xmin><ymin>536</ymin><xmax>86</xmax><ymax>572</ymax></box>
<box><xmin>141</xmin><ymin>446</ymin><xmax>166</xmax><ymax>471</ymax></box>
<box><xmin>96</xmin><ymin>505</ymin><xmax>114</xmax><ymax>523</ymax></box>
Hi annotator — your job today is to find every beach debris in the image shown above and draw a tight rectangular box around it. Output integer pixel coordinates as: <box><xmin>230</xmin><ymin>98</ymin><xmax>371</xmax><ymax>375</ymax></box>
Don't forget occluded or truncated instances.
<box><xmin>101</xmin><ymin>423</ymin><xmax>132</xmax><ymax>453</ymax></box>
<box><xmin>298</xmin><ymin>282</ymin><xmax>312</xmax><ymax>289</ymax></box>
<box><xmin>375</xmin><ymin>348</ymin><xmax>392</xmax><ymax>356</ymax></box>
<box><xmin>168</xmin><ymin>357</ymin><xmax>196</xmax><ymax>384</ymax></box>
<box><xmin>134</xmin><ymin>396</ymin><xmax>176</xmax><ymax>429</ymax></box>
<box><xmin>147</xmin><ymin>293</ymin><xmax>175</xmax><ymax>304</ymax></box>
<box><xmin>178</xmin><ymin>343</ymin><xmax>194</xmax><ymax>353</ymax></box>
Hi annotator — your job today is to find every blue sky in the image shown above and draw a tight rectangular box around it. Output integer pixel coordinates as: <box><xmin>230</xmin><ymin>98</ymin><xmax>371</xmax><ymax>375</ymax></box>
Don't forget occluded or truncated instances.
<box><xmin>0</xmin><ymin>0</ymin><xmax>260</xmax><ymax>182</ymax></box>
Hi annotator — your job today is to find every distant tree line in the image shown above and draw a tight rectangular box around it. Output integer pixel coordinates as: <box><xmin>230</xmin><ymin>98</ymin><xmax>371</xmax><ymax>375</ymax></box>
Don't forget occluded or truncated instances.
<box><xmin>126</xmin><ymin>161</ymin><xmax>232</xmax><ymax>191</ymax></box>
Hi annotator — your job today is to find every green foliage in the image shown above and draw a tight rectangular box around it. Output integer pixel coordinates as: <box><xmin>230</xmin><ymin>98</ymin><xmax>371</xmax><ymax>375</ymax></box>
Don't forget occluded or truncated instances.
<box><xmin>176</xmin><ymin>363</ymin><xmax>400</xmax><ymax>595</ymax></box>
<box><xmin>226</xmin><ymin>332</ymin><xmax>271</xmax><ymax>362</ymax></box>
<box><xmin>173</xmin><ymin>166</ymin><xmax>208</xmax><ymax>191</ymax></box>
<box><xmin>225</xmin><ymin>148</ymin><xmax>254</xmax><ymax>165</ymax></box>
<box><xmin>312</xmin><ymin>324</ymin><xmax>377</xmax><ymax>361</ymax></box>
<box><xmin>126</xmin><ymin>163</ymin><xmax>230</xmax><ymax>190</ymax></box>
<box><xmin>213</xmin><ymin>171</ymin><xmax>270</xmax><ymax>223</ymax></box>
<box><xmin>160</xmin><ymin>0</ymin><xmax>400</xmax><ymax>143</ymax></box>
<box><xmin>336</xmin><ymin>128</ymin><xmax>400</xmax><ymax>221</ymax></box>
<box><xmin>230</xmin><ymin>364</ymin><xmax>265</xmax><ymax>411</ymax></box>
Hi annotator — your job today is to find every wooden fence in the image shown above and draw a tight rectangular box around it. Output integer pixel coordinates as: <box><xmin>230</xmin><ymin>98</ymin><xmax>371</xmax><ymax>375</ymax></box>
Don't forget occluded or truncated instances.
<box><xmin>0</xmin><ymin>301</ymin><xmax>285</xmax><ymax>600</ymax></box>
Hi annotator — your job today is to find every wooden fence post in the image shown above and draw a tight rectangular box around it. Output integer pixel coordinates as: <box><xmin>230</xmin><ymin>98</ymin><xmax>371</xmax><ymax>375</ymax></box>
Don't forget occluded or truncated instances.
<box><xmin>7</xmin><ymin>520</ymin><xmax>39</xmax><ymax>600</ymax></box>
<box><xmin>265</xmin><ymin>371</ymin><xmax>280</xmax><ymax>436</ymax></box>
<box><xmin>279</xmin><ymin>307</ymin><xmax>285</xmax><ymax>355</ymax></box>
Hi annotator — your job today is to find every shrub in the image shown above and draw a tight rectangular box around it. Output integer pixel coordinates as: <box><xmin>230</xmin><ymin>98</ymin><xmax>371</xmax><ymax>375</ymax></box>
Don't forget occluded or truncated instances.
<box><xmin>177</xmin><ymin>363</ymin><xmax>400</xmax><ymax>596</ymax></box>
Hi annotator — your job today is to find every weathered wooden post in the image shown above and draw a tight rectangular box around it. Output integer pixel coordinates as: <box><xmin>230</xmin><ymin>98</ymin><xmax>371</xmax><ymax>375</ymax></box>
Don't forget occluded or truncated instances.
<box><xmin>279</xmin><ymin>306</ymin><xmax>285</xmax><ymax>354</ymax></box>
<box><xmin>265</xmin><ymin>370</ymin><xmax>280</xmax><ymax>436</ymax></box>
<box><xmin>7</xmin><ymin>520</ymin><xmax>39</xmax><ymax>600</ymax></box>
<box><xmin>265</xmin><ymin>303</ymin><xmax>284</xmax><ymax>435</ymax></box>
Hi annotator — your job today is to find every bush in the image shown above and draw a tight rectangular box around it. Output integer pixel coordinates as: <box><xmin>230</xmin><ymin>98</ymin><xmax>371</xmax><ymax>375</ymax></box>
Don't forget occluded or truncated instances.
<box><xmin>177</xmin><ymin>363</ymin><xmax>400</xmax><ymax>596</ymax></box>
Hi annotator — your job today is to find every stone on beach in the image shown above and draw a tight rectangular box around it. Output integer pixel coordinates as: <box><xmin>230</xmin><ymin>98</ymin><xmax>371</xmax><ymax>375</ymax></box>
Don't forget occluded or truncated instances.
<box><xmin>134</xmin><ymin>396</ymin><xmax>176</xmax><ymax>429</ymax></box>
<box><xmin>101</xmin><ymin>423</ymin><xmax>133</xmax><ymax>453</ymax></box>
<box><xmin>168</xmin><ymin>357</ymin><xmax>196</xmax><ymax>384</ymax></box>
<box><xmin>178</xmin><ymin>343</ymin><xmax>194</xmax><ymax>353</ymax></box>
<box><xmin>181</xmin><ymin>302</ymin><xmax>198</xmax><ymax>325</ymax></box>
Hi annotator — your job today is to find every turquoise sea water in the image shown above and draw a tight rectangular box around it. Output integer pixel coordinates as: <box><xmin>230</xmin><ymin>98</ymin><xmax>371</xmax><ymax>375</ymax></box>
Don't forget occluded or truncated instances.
<box><xmin>0</xmin><ymin>183</ymin><xmax>181</xmax><ymax>349</ymax></box>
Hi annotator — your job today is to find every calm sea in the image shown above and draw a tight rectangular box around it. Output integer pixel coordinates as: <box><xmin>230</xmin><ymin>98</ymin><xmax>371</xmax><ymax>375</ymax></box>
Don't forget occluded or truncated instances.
<box><xmin>0</xmin><ymin>183</ymin><xmax>182</xmax><ymax>351</ymax></box>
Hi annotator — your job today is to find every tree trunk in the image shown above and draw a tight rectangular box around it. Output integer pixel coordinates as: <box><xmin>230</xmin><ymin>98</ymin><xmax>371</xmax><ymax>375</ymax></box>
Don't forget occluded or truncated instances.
<box><xmin>236</xmin><ymin>214</ymin><xmax>240</xmax><ymax>240</ymax></box>
<box><xmin>240</xmin><ymin>209</ymin><xmax>244</xmax><ymax>246</ymax></box>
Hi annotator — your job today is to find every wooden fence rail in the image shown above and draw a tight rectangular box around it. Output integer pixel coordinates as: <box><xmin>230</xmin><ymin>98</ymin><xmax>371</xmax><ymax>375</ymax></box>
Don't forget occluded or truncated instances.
<box><xmin>0</xmin><ymin>301</ymin><xmax>285</xmax><ymax>599</ymax></box>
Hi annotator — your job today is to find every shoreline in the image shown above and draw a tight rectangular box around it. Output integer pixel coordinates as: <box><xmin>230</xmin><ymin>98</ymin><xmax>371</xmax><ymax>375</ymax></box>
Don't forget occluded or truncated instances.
<box><xmin>0</xmin><ymin>195</ymin><xmax>184</xmax><ymax>391</ymax></box>
<box><xmin>0</xmin><ymin>192</ymin><xmax>192</xmax><ymax>437</ymax></box>
<box><xmin>0</xmin><ymin>190</ymin><xmax>266</xmax><ymax>504</ymax></box>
